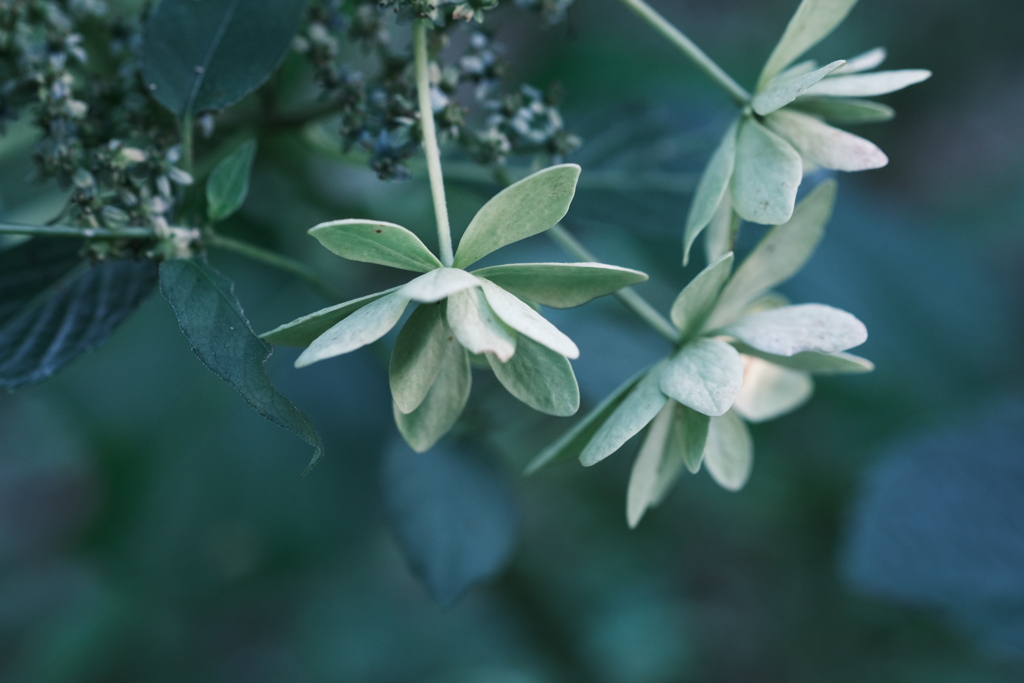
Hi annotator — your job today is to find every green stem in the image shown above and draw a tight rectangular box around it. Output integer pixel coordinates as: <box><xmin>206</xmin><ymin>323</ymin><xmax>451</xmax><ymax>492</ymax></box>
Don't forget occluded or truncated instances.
<box><xmin>0</xmin><ymin>223</ymin><xmax>156</xmax><ymax>239</ymax></box>
<box><xmin>547</xmin><ymin>225</ymin><xmax>681</xmax><ymax>345</ymax></box>
<box><xmin>181</xmin><ymin>114</ymin><xmax>195</xmax><ymax>174</ymax></box>
<box><xmin>206</xmin><ymin>232</ymin><xmax>339</xmax><ymax>300</ymax></box>
<box><xmin>413</xmin><ymin>19</ymin><xmax>454</xmax><ymax>267</ymax></box>
<box><xmin>617</xmin><ymin>0</ymin><xmax>750</xmax><ymax>105</ymax></box>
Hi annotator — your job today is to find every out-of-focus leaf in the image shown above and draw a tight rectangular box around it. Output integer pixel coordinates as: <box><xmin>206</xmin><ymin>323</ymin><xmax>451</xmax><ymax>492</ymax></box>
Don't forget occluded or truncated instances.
<box><xmin>703</xmin><ymin>411</ymin><xmax>753</xmax><ymax>491</ymax></box>
<box><xmin>382</xmin><ymin>441</ymin><xmax>518</xmax><ymax>604</ymax></box>
<box><xmin>757</xmin><ymin>0</ymin><xmax>860</xmax><ymax>89</ymax></box>
<box><xmin>708</xmin><ymin>180</ymin><xmax>835</xmax><ymax>328</ymax></box>
<box><xmin>719</xmin><ymin>303</ymin><xmax>867</xmax><ymax>357</ymax></box>
<box><xmin>261</xmin><ymin>286</ymin><xmax>401</xmax><ymax>347</ymax></box>
<box><xmin>472</xmin><ymin>263</ymin><xmax>648</xmax><ymax>308</ymax></box>
<box><xmin>310</xmin><ymin>220</ymin><xmax>442</xmax><ymax>273</ymax></box>
<box><xmin>400</xmin><ymin>268</ymin><xmax>481</xmax><ymax>303</ymax></box>
<box><xmin>159</xmin><ymin>258</ymin><xmax>324</xmax><ymax>472</ymax></box>
<box><xmin>394</xmin><ymin>335</ymin><xmax>471</xmax><ymax>453</ymax></box>
<box><xmin>804</xmin><ymin>69</ymin><xmax>932</xmax><ymax>97</ymax></box>
<box><xmin>766</xmin><ymin>109</ymin><xmax>888</xmax><ymax>171</ymax></box>
<box><xmin>206</xmin><ymin>139</ymin><xmax>257</xmax><ymax>222</ymax></box>
<box><xmin>0</xmin><ymin>239</ymin><xmax>157</xmax><ymax>390</ymax></box>
<box><xmin>834</xmin><ymin>46</ymin><xmax>887</xmax><ymax>73</ymax></box>
<box><xmin>142</xmin><ymin>0</ymin><xmax>307</xmax><ymax>118</ymax></box>
<box><xmin>733</xmin><ymin>343</ymin><xmax>874</xmax><ymax>374</ymax></box>
<box><xmin>580</xmin><ymin>362</ymin><xmax>669</xmax><ymax>467</ymax></box>
<box><xmin>674</xmin><ymin>403</ymin><xmax>711</xmax><ymax>474</ymax></box>
<box><xmin>753</xmin><ymin>60</ymin><xmax>847</xmax><ymax>116</ymax></box>
<box><xmin>295</xmin><ymin>292</ymin><xmax>409</xmax><ymax>368</ymax></box>
<box><xmin>659</xmin><ymin>338</ymin><xmax>745</xmax><ymax>417</ymax></box>
<box><xmin>731</xmin><ymin>117</ymin><xmax>803</xmax><ymax>225</ymax></box>
<box><xmin>791</xmin><ymin>97</ymin><xmax>895</xmax><ymax>124</ymax></box>
<box><xmin>487</xmin><ymin>335</ymin><xmax>579</xmax><ymax>417</ymax></box>
<box><xmin>683</xmin><ymin>119</ymin><xmax>738</xmax><ymax>265</ymax></box>
<box><xmin>453</xmin><ymin>164</ymin><xmax>581</xmax><ymax>268</ymax></box>
<box><xmin>446</xmin><ymin>287</ymin><xmax>516</xmax><ymax>362</ymax></box>
<box><xmin>626</xmin><ymin>401</ymin><xmax>675</xmax><ymax>528</ymax></box>
<box><xmin>479</xmin><ymin>280</ymin><xmax>578</xmax><ymax>359</ymax></box>
<box><xmin>670</xmin><ymin>252</ymin><xmax>734</xmax><ymax>340</ymax></box>
<box><xmin>391</xmin><ymin>304</ymin><xmax>447</xmax><ymax>415</ymax></box>
<box><xmin>733</xmin><ymin>356</ymin><xmax>814</xmax><ymax>423</ymax></box>
<box><xmin>704</xmin><ymin>192</ymin><xmax>737</xmax><ymax>264</ymax></box>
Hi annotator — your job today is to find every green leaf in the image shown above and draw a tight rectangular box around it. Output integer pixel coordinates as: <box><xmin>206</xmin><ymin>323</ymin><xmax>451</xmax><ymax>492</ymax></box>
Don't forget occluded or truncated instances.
<box><xmin>708</xmin><ymin>179</ymin><xmax>836</xmax><ymax>328</ymax></box>
<box><xmin>719</xmin><ymin>303</ymin><xmax>868</xmax><ymax>356</ymax></box>
<box><xmin>673</xmin><ymin>403</ymin><xmax>711</xmax><ymax>474</ymax></box>
<box><xmin>834</xmin><ymin>46</ymin><xmax>886</xmax><ymax>73</ymax></box>
<box><xmin>731</xmin><ymin>117</ymin><xmax>803</xmax><ymax>225</ymax></box>
<box><xmin>309</xmin><ymin>220</ymin><xmax>442</xmax><ymax>273</ymax></box>
<box><xmin>487</xmin><ymin>335</ymin><xmax>579</xmax><ymax>417</ymax></box>
<box><xmin>732</xmin><ymin>343</ymin><xmax>874</xmax><ymax>374</ymax></box>
<box><xmin>670</xmin><ymin>252</ymin><xmax>734</xmax><ymax>340</ymax></box>
<box><xmin>659</xmin><ymin>338</ymin><xmax>745</xmax><ymax>417</ymax></box>
<box><xmin>804</xmin><ymin>69</ymin><xmax>932</xmax><ymax>97</ymax></box>
<box><xmin>704</xmin><ymin>193</ymin><xmax>738</xmax><ymax>264</ymax></box>
<box><xmin>261</xmin><ymin>286</ymin><xmax>401</xmax><ymax>347</ymax></box>
<box><xmin>390</xmin><ymin>304</ymin><xmax>447</xmax><ymax>415</ymax></box>
<box><xmin>142</xmin><ymin>0</ymin><xmax>307</xmax><ymax>119</ymax></box>
<box><xmin>580</xmin><ymin>362</ymin><xmax>669</xmax><ymax>467</ymax></box>
<box><xmin>757</xmin><ymin>0</ymin><xmax>860</xmax><ymax>89</ymax></box>
<box><xmin>733</xmin><ymin>355</ymin><xmax>814</xmax><ymax>423</ymax></box>
<box><xmin>753</xmin><ymin>60</ymin><xmax>847</xmax><ymax>116</ymax></box>
<box><xmin>472</xmin><ymin>262</ymin><xmax>648</xmax><ymax>308</ymax></box>
<box><xmin>400</xmin><ymin>268</ymin><xmax>481</xmax><ymax>303</ymax></box>
<box><xmin>626</xmin><ymin>401</ymin><xmax>676</xmax><ymax>528</ymax></box>
<box><xmin>446</xmin><ymin>287</ymin><xmax>516</xmax><ymax>362</ymax></box>
<box><xmin>766</xmin><ymin>109</ymin><xmax>888</xmax><ymax>171</ymax></box>
<box><xmin>524</xmin><ymin>368</ymin><xmax>645</xmax><ymax>474</ymax></box>
<box><xmin>159</xmin><ymin>258</ymin><xmax>324</xmax><ymax>473</ymax></box>
<box><xmin>790</xmin><ymin>97</ymin><xmax>895</xmax><ymax>125</ymax></box>
<box><xmin>295</xmin><ymin>292</ymin><xmax>409</xmax><ymax>368</ymax></box>
<box><xmin>452</xmin><ymin>164</ymin><xmax>581</xmax><ymax>268</ymax></box>
<box><xmin>703</xmin><ymin>411</ymin><xmax>753</xmax><ymax>491</ymax></box>
<box><xmin>206</xmin><ymin>139</ymin><xmax>257</xmax><ymax>222</ymax></box>
<box><xmin>1</xmin><ymin>239</ymin><xmax>157</xmax><ymax>390</ymax></box>
<box><xmin>683</xmin><ymin>119</ymin><xmax>738</xmax><ymax>265</ymax></box>
<box><xmin>395</xmin><ymin>335</ymin><xmax>472</xmax><ymax>453</ymax></box>
<box><xmin>479</xmin><ymin>279</ymin><xmax>579</xmax><ymax>359</ymax></box>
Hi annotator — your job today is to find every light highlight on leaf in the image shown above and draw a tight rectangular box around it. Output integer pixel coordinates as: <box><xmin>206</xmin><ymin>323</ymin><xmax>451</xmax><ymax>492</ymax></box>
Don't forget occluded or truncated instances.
<box><xmin>659</xmin><ymin>338</ymin><xmax>745</xmax><ymax>417</ymax></box>
<box><xmin>446</xmin><ymin>287</ymin><xmax>516</xmax><ymax>361</ymax></box>
<box><xmin>766</xmin><ymin>109</ymin><xmax>888</xmax><ymax>171</ymax></box>
<box><xmin>479</xmin><ymin>279</ymin><xmax>579</xmax><ymax>359</ymax></box>
<box><xmin>295</xmin><ymin>292</ymin><xmax>409</xmax><ymax>367</ymax></box>
<box><xmin>719</xmin><ymin>303</ymin><xmax>867</xmax><ymax>357</ymax></box>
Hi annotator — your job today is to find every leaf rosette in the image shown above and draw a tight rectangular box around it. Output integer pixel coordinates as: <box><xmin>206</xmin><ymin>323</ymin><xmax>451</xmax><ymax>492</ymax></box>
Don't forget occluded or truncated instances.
<box><xmin>263</xmin><ymin>164</ymin><xmax>648</xmax><ymax>452</ymax></box>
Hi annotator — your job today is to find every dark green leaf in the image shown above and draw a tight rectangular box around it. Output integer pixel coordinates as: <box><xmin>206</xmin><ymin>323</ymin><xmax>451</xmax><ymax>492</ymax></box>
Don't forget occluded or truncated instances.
<box><xmin>206</xmin><ymin>139</ymin><xmax>257</xmax><ymax>222</ymax></box>
<box><xmin>791</xmin><ymin>97</ymin><xmax>895</xmax><ymax>124</ymax></box>
<box><xmin>487</xmin><ymin>335</ymin><xmax>580</xmax><ymax>417</ymax></box>
<box><xmin>309</xmin><ymin>220</ymin><xmax>442</xmax><ymax>273</ymax></box>
<box><xmin>390</xmin><ymin>304</ymin><xmax>447</xmax><ymax>415</ymax></box>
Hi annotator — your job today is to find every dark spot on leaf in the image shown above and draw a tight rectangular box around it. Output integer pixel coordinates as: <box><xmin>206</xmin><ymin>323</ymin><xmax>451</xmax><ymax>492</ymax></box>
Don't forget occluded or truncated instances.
<box><xmin>375</xmin><ymin>229</ymin><xmax>382</xmax><ymax>233</ymax></box>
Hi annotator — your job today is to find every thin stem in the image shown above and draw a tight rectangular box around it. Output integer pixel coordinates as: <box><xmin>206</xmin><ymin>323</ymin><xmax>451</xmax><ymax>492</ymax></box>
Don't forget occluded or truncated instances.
<box><xmin>0</xmin><ymin>223</ymin><xmax>156</xmax><ymax>239</ymax></box>
<box><xmin>413</xmin><ymin>19</ymin><xmax>454</xmax><ymax>267</ymax></box>
<box><xmin>181</xmin><ymin>114</ymin><xmax>195</xmax><ymax>174</ymax></box>
<box><xmin>207</xmin><ymin>232</ymin><xmax>339</xmax><ymax>300</ymax></box>
<box><xmin>548</xmin><ymin>225</ymin><xmax>681</xmax><ymax>345</ymax></box>
<box><xmin>617</xmin><ymin>0</ymin><xmax>750</xmax><ymax>105</ymax></box>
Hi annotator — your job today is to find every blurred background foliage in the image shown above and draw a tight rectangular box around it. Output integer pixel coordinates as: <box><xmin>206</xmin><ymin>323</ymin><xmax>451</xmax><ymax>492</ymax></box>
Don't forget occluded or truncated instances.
<box><xmin>2</xmin><ymin>0</ymin><xmax>1024</xmax><ymax>681</ymax></box>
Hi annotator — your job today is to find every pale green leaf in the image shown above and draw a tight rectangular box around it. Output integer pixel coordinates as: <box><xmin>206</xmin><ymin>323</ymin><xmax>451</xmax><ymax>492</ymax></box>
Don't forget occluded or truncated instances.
<box><xmin>733</xmin><ymin>355</ymin><xmax>814</xmax><ymax>423</ymax></box>
<box><xmin>446</xmin><ymin>287</ymin><xmax>516</xmax><ymax>361</ymax></box>
<box><xmin>744</xmin><ymin>292</ymin><xmax>791</xmax><ymax>314</ymax></box>
<box><xmin>708</xmin><ymin>179</ymin><xmax>836</xmax><ymax>329</ymax></box>
<box><xmin>394</xmin><ymin>336</ymin><xmax>471</xmax><ymax>453</ymax></box>
<box><xmin>774</xmin><ymin>59</ymin><xmax>820</xmax><ymax>80</ymax></box>
<box><xmin>703</xmin><ymin>411</ymin><xmax>753</xmax><ymax>491</ymax></box>
<box><xmin>479</xmin><ymin>279</ymin><xmax>579</xmax><ymax>359</ymax></box>
<box><xmin>309</xmin><ymin>219</ymin><xmax>442</xmax><ymax>273</ymax></box>
<box><xmin>673</xmin><ymin>403</ymin><xmax>711</xmax><ymax>474</ymax></box>
<box><xmin>704</xmin><ymin>193</ymin><xmax>738</xmax><ymax>265</ymax></box>
<box><xmin>683</xmin><ymin>119</ymin><xmax>738</xmax><ymax>265</ymax></box>
<box><xmin>580</xmin><ymin>362</ymin><xmax>669</xmax><ymax>467</ymax></box>
<box><xmin>626</xmin><ymin>401</ymin><xmax>675</xmax><ymax>528</ymax></box>
<box><xmin>670</xmin><ymin>252</ymin><xmax>734</xmax><ymax>340</ymax></box>
<box><xmin>757</xmin><ymin>0</ymin><xmax>860</xmax><ymax>89</ymax></box>
<box><xmin>834</xmin><ymin>46</ymin><xmax>886</xmax><ymax>74</ymax></box>
<box><xmin>753</xmin><ymin>60</ymin><xmax>846</xmax><ymax>116</ymax></box>
<box><xmin>766</xmin><ymin>109</ymin><xmax>888</xmax><ymax>171</ymax></box>
<box><xmin>731</xmin><ymin>117</ymin><xmax>803</xmax><ymax>225</ymax></box>
<box><xmin>524</xmin><ymin>368</ymin><xmax>645</xmax><ymax>474</ymax></box>
<box><xmin>791</xmin><ymin>97</ymin><xmax>894</xmax><ymax>124</ymax></box>
<box><xmin>732</xmin><ymin>343</ymin><xmax>874</xmax><ymax>374</ymax></box>
<box><xmin>719</xmin><ymin>303</ymin><xmax>867</xmax><ymax>357</ymax></box>
<box><xmin>659</xmin><ymin>338</ymin><xmax>744</xmax><ymax>417</ymax></box>
<box><xmin>487</xmin><ymin>335</ymin><xmax>579</xmax><ymax>417</ymax></box>
<box><xmin>390</xmin><ymin>304</ymin><xmax>447</xmax><ymax>414</ymax></box>
<box><xmin>261</xmin><ymin>286</ymin><xmax>401</xmax><ymax>347</ymax></box>
<box><xmin>472</xmin><ymin>262</ymin><xmax>648</xmax><ymax>308</ymax></box>
<box><xmin>295</xmin><ymin>292</ymin><xmax>409</xmax><ymax>368</ymax></box>
<box><xmin>206</xmin><ymin>139</ymin><xmax>257</xmax><ymax>222</ymax></box>
<box><xmin>400</xmin><ymin>268</ymin><xmax>481</xmax><ymax>303</ymax></box>
<box><xmin>804</xmin><ymin>69</ymin><xmax>932</xmax><ymax>97</ymax></box>
<box><xmin>453</xmin><ymin>164</ymin><xmax>581</xmax><ymax>268</ymax></box>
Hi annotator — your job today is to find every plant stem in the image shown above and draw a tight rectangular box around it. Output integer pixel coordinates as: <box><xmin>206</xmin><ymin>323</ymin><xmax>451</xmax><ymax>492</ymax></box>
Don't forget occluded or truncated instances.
<box><xmin>0</xmin><ymin>223</ymin><xmax>156</xmax><ymax>239</ymax></box>
<box><xmin>413</xmin><ymin>19</ymin><xmax>454</xmax><ymax>267</ymax></box>
<box><xmin>617</xmin><ymin>0</ymin><xmax>750</xmax><ymax>105</ymax></box>
<box><xmin>206</xmin><ymin>232</ymin><xmax>339</xmax><ymax>300</ymax></box>
<box><xmin>547</xmin><ymin>224</ymin><xmax>681</xmax><ymax>345</ymax></box>
<box><xmin>181</xmin><ymin>114</ymin><xmax>195</xmax><ymax>174</ymax></box>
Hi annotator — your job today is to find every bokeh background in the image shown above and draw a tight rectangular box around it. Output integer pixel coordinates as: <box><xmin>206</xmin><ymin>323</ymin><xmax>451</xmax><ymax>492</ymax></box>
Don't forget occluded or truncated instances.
<box><xmin>2</xmin><ymin>0</ymin><xmax>1023</xmax><ymax>680</ymax></box>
